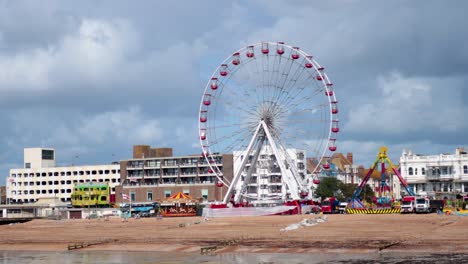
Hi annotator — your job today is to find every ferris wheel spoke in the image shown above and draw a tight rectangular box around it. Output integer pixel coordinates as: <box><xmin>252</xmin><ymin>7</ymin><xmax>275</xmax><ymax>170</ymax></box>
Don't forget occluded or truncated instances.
<box><xmin>276</xmin><ymin>68</ymin><xmax>315</xmax><ymax>106</ymax></box>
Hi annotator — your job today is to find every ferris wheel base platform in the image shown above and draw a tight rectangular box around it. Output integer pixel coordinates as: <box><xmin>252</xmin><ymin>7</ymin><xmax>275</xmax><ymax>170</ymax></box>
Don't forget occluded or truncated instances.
<box><xmin>202</xmin><ymin>206</ymin><xmax>298</xmax><ymax>218</ymax></box>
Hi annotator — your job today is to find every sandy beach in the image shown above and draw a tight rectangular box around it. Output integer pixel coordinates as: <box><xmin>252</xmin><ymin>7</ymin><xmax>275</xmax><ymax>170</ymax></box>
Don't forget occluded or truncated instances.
<box><xmin>0</xmin><ymin>214</ymin><xmax>467</xmax><ymax>254</ymax></box>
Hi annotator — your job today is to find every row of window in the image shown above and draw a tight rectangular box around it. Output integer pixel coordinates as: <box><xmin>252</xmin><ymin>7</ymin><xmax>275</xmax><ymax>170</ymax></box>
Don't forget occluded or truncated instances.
<box><xmin>11</xmin><ymin>178</ymin><xmax>120</xmax><ymax>186</ymax></box>
<box><xmin>408</xmin><ymin>165</ymin><xmax>468</xmax><ymax>176</ymax></box>
<box><xmin>408</xmin><ymin>167</ymin><xmax>426</xmax><ymax>176</ymax></box>
<box><xmin>11</xmin><ymin>169</ymin><xmax>120</xmax><ymax>178</ymax></box>
<box><xmin>127</xmin><ymin>169</ymin><xmax>218</xmax><ymax>177</ymax></box>
<box><xmin>127</xmin><ymin>157</ymin><xmax>223</xmax><ymax>168</ymax></box>
<box><xmin>11</xmin><ymin>187</ymin><xmax>116</xmax><ymax>196</ymax></box>
<box><xmin>9</xmin><ymin>198</ymin><xmax>72</xmax><ymax>203</ymax></box>
<box><xmin>126</xmin><ymin>177</ymin><xmax>217</xmax><ymax>185</ymax></box>
<box><xmin>410</xmin><ymin>182</ymin><xmax>468</xmax><ymax>193</ymax></box>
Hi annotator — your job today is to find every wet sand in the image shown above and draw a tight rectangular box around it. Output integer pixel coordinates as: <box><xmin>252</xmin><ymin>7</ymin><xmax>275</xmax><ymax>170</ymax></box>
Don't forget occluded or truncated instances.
<box><xmin>0</xmin><ymin>214</ymin><xmax>467</xmax><ymax>254</ymax></box>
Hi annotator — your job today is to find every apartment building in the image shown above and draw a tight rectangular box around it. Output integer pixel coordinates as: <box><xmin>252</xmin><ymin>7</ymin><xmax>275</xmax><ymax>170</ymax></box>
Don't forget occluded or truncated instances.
<box><xmin>400</xmin><ymin>147</ymin><xmax>468</xmax><ymax>198</ymax></box>
<box><xmin>115</xmin><ymin>145</ymin><xmax>233</xmax><ymax>203</ymax></box>
<box><xmin>6</xmin><ymin>148</ymin><xmax>121</xmax><ymax>204</ymax></box>
<box><xmin>231</xmin><ymin>147</ymin><xmax>306</xmax><ymax>203</ymax></box>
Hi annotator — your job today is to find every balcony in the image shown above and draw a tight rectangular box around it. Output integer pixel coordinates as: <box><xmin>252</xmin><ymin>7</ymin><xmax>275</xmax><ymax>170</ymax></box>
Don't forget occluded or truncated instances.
<box><xmin>427</xmin><ymin>174</ymin><xmax>454</xmax><ymax>181</ymax></box>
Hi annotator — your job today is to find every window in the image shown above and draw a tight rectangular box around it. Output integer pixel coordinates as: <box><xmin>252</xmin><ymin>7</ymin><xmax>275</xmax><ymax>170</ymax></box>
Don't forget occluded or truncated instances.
<box><xmin>42</xmin><ymin>150</ymin><xmax>54</xmax><ymax>160</ymax></box>
<box><xmin>414</xmin><ymin>168</ymin><xmax>418</xmax><ymax>175</ymax></box>
<box><xmin>147</xmin><ymin>191</ymin><xmax>153</xmax><ymax>201</ymax></box>
<box><xmin>164</xmin><ymin>190</ymin><xmax>172</xmax><ymax>198</ymax></box>
<box><xmin>25</xmin><ymin>163</ymin><xmax>31</xmax><ymax>169</ymax></box>
<box><xmin>201</xmin><ymin>189</ymin><xmax>208</xmax><ymax>200</ymax></box>
<box><xmin>408</xmin><ymin>167</ymin><xmax>413</xmax><ymax>176</ymax></box>
<box><xmin>464</xmin><ymin>165</ymin><xmax>468</xmax><ymax>174</ymax></box>
<box><xmin>183</xmin><ymin>189</ymin><xmax>190</xmax><ymax>195</ymax></box>
<box><xmin>130</xmin><ymin>191</ymin><xmax>136</xmax><ymax>202</ymax></box>
<box><xmin>422</xmin><ymin>168</ymin><xmax>425</xmax><ymax>175</ymax></box>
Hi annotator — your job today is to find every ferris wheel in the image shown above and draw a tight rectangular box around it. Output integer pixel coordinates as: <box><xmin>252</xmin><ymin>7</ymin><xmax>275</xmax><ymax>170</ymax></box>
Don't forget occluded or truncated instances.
<box><xmin>199</xmin><ymin>41</ymin><xmax>339</xmax><ymax>204</ymax></box>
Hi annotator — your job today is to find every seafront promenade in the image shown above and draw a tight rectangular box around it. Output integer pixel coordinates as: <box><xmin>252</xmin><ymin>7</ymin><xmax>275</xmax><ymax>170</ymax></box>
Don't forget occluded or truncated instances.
<box><xmin>0</xmin><ymin>214</ymin><xmax>467</xmax><ymax>254</ymax></box>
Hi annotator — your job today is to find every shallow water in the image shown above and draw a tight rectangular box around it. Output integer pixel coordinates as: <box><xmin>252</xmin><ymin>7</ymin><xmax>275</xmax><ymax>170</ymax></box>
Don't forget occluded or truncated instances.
<box><xmin>0</xmin><ymin>251</ymin><xmax>467</xmax><ymax>264</ymax></box>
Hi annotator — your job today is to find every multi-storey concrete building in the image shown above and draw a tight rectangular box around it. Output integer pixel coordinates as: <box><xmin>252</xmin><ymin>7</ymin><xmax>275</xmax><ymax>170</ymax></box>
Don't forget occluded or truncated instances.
<box><xmin>232</xmin><ymin>147</ymin><xmax>306</xmax><ymax>203</ymax></box>
<box><xmin>6</xmin><ymin>148</ymin><xmax>121</xmax><ymax>204</ymax></box>
<box><xmin>400</xmin><ymin>147</ymin><xmax>468</xmax><ymax>198</ymax></box>
<box><xmin>115</xmin><ymin>145</ymin><xmax>233</xmax><ymax>203</ymax></box>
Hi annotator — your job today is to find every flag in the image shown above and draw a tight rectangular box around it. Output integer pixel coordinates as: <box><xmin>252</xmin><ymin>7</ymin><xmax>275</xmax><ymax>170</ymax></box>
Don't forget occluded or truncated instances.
<box><xmin>122</xmin><ymin>193</ymin><xmax>129</xmax><ymax>200</ymax></box>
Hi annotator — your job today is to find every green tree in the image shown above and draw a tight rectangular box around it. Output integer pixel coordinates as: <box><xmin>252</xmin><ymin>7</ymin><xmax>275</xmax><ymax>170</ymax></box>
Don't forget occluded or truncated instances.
<box><xmin>359</xmin><ymin>184</ymin><xmax>375</xmax><ymax>204</ymax></box>
<box><xmin>338</xmin><ymin>183</ymin><xmax>358</xmax><ymax>201</ymax></box>
<box><xmin>315</xmin><ymin>177</ymin><xmax>341</xmax><ymax>200</ymax></box>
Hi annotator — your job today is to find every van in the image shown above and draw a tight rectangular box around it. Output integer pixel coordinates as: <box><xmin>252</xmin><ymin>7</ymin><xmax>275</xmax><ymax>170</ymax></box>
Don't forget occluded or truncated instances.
<box><xmin>338</xmin><ymin>202</ymin><xmax>348</xmax><ymax>214</ymax></box>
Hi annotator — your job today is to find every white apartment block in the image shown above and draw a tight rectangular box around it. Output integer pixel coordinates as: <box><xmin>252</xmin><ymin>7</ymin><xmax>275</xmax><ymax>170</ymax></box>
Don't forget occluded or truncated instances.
<box><xmin>233</xmin><ymin>147</ymin><xmax>306</xmax><ymax>203</ymax></box>
<box><xmin>400</xmin><ymin>147</ymin><xmax>468</xmax><ymax>198</ymax></box>
<box><xmin>6</xmin><ymin>148</ymin><xmax>121</xmax><ymax>204</ymax></box>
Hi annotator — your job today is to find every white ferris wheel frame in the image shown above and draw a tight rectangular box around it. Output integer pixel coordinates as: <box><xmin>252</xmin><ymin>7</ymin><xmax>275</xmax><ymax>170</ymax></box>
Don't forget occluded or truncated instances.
<box><xmin>198</xmin><ymin>41</ymin><xmax>338</xmax><ymax>202</ymax></box>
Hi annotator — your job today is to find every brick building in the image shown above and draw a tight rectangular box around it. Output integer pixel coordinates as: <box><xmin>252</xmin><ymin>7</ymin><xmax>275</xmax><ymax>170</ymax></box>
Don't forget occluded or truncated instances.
<box><xmin>115</xmin><ymin>145</ymin><xmax>233</xmax><ymax>203</ymax></box>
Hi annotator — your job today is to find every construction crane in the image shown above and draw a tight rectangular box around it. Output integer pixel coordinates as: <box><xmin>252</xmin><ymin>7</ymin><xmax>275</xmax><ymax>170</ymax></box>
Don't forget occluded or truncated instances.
<box><xmin>349</xmin><ymin>146</ymin><xmax>415</xmax><ymax>208</ymax></box>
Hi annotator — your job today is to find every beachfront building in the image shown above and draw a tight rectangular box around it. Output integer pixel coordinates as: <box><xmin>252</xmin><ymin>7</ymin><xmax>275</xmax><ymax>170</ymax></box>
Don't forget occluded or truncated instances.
<box><xmin>400</xmin><ymin>147</ymin><xmax>468</xmax><ymax>199</ymax></box>
<box><xmin>6</xmin><ymin>148</ymin><xmax>121</xmax><ymax>204</ymax></box>
<box><xmin>115</xmin><ymin>145</ymin><xmax>234</xmax><ymax>204</ymax></box>
<box><xmin>231</xmin><ymin>147</ymin><xmax>306</xmax><ymax>203</ymax></box>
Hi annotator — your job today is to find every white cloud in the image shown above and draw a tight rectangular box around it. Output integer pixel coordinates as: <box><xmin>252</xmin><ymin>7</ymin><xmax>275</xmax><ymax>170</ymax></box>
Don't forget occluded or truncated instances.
<box><xmin>345</xmin><ymin>72</ymin><xmax>466</xmax><ymax>134</ymax></box>
<box><xmin>0</xmin><ymin>18</ymin><xmax>139</xmax><ymax>92</ymax></box>
<box><xmin>75</xmin><ymin>106</ymin><xmax>163</xmax><ymax>144</ymax></box>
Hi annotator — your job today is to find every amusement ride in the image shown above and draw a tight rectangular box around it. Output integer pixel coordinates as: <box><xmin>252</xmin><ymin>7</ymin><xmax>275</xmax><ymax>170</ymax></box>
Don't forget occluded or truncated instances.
<box><xmin>198</xmin><ymin>42</ymin><xmax>340</xmax><ymax>206</ymax></box>
<box><xmin>349</xmin><ymin>146</ymin><xmax>416</xmax><ymax>208</ymax></box>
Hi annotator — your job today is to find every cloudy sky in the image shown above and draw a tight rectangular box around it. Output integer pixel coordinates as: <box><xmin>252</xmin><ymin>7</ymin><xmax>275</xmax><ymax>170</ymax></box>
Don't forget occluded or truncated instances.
<box><xmin>0</xmin><ymin>1</ymin><xmax>467</xmax><ymax>183</ymax></box>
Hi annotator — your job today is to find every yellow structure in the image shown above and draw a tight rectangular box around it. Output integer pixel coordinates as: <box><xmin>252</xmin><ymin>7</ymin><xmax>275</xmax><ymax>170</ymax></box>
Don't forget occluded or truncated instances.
<box><xmin>71</xmin><ymin>183</ymin><xmax>110</xmax><ymax>207</ymax></box>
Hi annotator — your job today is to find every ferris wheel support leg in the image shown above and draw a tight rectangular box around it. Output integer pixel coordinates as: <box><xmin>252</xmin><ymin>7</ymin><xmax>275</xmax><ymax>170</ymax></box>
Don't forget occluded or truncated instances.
<box><xmin>261</xmin><ymin>121</ymin><xmax>301</xmax><ymax>200</ymax></box>
<box><xmin>276</xmin><ymin>142</ymin><xmax>306</xmax><ymax>191</ymax></box>
<box><xmin>234</xmin><ymin>135</ymin><xmax>265</xmax><ymax>204</ymax></box>
<box><xmin>222</xmin><ymin>123</ymin><xmax>263</xmax><ymax>204</ymax></box>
